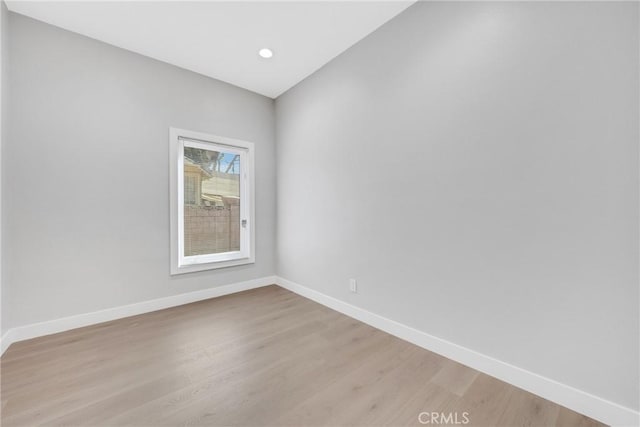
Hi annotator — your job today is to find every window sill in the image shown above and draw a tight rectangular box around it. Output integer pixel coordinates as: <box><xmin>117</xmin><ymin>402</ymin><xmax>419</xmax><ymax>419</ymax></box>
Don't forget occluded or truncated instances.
<box><xmin>170</xmin><ymin>256</ymin><xmax>255</xmax><ymax>275</ymax></box>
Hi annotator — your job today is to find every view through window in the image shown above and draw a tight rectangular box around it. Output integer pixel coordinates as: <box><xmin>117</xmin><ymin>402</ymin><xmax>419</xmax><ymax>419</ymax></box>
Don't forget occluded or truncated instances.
<box><xmin>183</xmin><ymin>144</ymin><xmax>241</xmax><ymax>256</ymax></box>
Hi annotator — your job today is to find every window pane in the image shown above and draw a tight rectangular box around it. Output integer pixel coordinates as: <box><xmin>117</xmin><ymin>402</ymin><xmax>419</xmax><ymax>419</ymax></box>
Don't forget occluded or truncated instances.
<box><xmin>183</xmin><ymin>145</ymin><xmax>241</xmax><ymax>256</ymax></box>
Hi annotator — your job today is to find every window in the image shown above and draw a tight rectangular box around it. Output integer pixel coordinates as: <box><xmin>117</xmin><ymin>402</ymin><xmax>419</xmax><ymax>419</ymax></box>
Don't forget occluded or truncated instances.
<box><xmin>170</xmin><ymin>128</ymin><xmax>255</xmax><ymax>274</ymax></box>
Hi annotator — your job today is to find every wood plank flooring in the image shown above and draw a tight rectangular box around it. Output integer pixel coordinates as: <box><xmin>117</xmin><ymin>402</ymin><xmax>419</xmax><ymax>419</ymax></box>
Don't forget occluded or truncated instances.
<box><xmin>1</xmin><ymin>285</ymin><xmax>605</xmax><ymax>426</ymax></box>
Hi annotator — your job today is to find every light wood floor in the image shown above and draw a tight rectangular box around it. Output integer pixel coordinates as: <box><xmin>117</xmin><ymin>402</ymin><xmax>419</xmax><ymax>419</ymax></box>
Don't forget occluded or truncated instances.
<box><xmin>1</xmin><ymin>285</ymin><xmax>604</xmax><ymax>427</ymax></box>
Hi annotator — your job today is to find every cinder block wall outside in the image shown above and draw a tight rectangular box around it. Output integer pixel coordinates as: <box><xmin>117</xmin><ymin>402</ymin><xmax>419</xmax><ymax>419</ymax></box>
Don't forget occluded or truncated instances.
<box><xmin>184</xmin><ymin>203</ymin><xmax>240</xmax><ymax>255</ymax></box>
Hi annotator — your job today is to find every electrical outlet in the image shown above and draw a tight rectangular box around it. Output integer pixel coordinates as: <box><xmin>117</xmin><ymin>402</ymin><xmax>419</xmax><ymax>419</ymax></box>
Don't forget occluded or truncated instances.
<box><xmin>349</xmin><ymin>279</ymin><xmax>357</xmax><ymax>293</ymax></box>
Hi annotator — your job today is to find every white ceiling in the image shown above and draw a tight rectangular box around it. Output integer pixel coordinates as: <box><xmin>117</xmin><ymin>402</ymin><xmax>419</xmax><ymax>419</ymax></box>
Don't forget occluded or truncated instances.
<box><xmin>6</xmin><ymin>1</ymin><xmax>414</xmax><ymax>98</ymax></box>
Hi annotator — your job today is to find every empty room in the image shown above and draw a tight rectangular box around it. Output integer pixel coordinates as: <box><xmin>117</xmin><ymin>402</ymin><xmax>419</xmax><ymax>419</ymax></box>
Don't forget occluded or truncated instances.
<box><xmin>0</xmin><ymin>1</ymin><xmax>638</xmax><ymax>426</ymax></box>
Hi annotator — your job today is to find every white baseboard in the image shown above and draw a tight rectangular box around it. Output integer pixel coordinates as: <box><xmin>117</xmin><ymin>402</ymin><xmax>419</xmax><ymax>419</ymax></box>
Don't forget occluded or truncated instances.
<box><xmin>276</xmin><ymin>276</ymin><xmax>639</xmax><ymax>427</ymax></box>
<box><xmin>1</xmin><ymin>328</ymin><xmax>15</xmax><ymax>355</ymax></box>
<box><xmin>0</xmin><ymin>275</ymin><xmax>276</xmax><ymax>356</ymax></box>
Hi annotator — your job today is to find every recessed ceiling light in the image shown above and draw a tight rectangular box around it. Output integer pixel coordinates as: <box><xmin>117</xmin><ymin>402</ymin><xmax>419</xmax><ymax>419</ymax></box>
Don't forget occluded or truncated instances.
<box><xmin>259</xmin><ymin>48</ymin><xmax>274</xmax><ymax>59</ymax></box>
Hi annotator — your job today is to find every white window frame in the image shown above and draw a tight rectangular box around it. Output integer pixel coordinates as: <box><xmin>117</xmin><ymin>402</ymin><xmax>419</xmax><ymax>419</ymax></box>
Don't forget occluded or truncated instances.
<box><xmin>169</xmin><ymin>127</ymin><xmax>255</xmax><ymax>275</ymax></box>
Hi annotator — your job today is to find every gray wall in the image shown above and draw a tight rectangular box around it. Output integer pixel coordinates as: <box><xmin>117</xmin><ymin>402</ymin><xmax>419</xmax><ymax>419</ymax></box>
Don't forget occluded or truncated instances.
<box><xmin>0</xmin><ymin>0</ymin><xmax>8</xmax><ymax>337</ymax></box>
<box><xmin>4</xmin><ymin>13</ymin><xmax>276</xmax><ymax>329</ymax></box>
<box><xmin>276</xmin><ymin>1</ymin><xmax>639</xmax><ymax>410</ymax></box>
